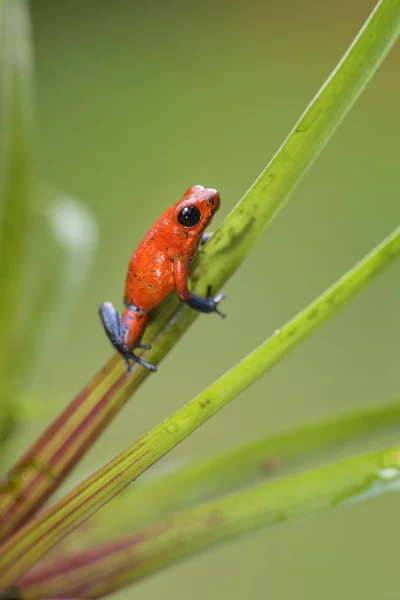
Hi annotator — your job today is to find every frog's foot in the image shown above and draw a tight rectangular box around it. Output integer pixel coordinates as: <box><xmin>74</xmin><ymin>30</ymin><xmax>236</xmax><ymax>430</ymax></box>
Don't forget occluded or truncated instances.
<box><xmin>100</xmin><ymin>302</ymin><xmax>155</xmax><ymax>373</ymax></box>
<box><xmin>186</xmin><ymin>286</ymin><xmax>226</xmax><ymax>318</ymax></box>
<box><xmin>127</xmin><ymin>353</ymin><xmax>157</xmax><ymax>373</ymax></box>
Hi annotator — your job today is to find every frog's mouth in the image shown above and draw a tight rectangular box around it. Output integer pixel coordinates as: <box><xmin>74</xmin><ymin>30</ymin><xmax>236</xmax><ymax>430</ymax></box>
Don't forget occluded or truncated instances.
<box><xmin>201</xmin><ymin>204</ymin><xmax>219</xmax><ymax>231</ymax></box>
<box><xmin>197</xmin><ymin>189</ymin><xmax>220</xmax><ymax>232</ymax></box>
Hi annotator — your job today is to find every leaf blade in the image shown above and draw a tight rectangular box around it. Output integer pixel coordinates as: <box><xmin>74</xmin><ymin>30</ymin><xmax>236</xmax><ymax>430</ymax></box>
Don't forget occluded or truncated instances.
<box><xmin>0</xmin><ymin>223</ymin><xmax>398</xmax><ymax>590</ymax></box>
<box><xmin>17</xmin><ymin>443</ymin><xmax>400</xmax><ymax>599</ymax></box>
<box><xmin>0</xmin><ymin>0</ymin><xmax>34</xmax><ymax>450</ymax></box>
<box><xmin>51</xmin><ymin>397</ymin><xmax>400</xmax><ymax>548</ymax></box>
<box><xmin>0</xmin><ymin>0</ymin><xmax>398</xmax><ymax>584</ymax></box>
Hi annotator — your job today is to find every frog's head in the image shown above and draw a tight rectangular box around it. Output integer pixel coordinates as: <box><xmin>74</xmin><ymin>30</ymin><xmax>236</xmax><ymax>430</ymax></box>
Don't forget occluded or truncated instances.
<box><xmin>175</xmin><ymin>185</ymin><xmax>220</xmax><ymax>237</ymax></box>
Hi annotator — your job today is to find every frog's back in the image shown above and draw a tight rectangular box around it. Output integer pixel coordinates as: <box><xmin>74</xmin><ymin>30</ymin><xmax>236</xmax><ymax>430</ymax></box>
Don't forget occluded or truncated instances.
<box><xmin>124</xmin><ymin>215</ymin><xmax>175</xmax><ymax>312</ymax></box>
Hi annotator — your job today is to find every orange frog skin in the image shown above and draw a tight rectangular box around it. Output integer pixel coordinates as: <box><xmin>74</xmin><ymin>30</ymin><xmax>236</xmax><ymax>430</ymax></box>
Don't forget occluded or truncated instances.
<box><xmin>99</xmin><ymin>185</ymin><xmax>226</xmax><ymax>372</ymax></box>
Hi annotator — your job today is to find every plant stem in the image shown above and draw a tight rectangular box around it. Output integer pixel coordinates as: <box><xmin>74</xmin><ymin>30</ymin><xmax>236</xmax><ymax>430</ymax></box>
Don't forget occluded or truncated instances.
<box><xmin>59</xmin><ymin>398</ymin><xmax>400</xmax><ymax>545</ymax></box>
<box><xmin>189</xmin><ymin>0</ymin><xmax>400</xmax><ymax>289</ymax></box>
<box><xmin>0</xmin><ymin>224</ymin><xmax>398</xmax><ymax>590</ymax></box>
<box><xmin>18</xmin><ymin>442</ymin><xmax>400</xmax><ymax>599</ymax></box>
<box><xmin>2</xmin><ymin>0</ymin><xmax>397</xmax><ymax>540</ymax></box>
<box><xmin>0</xmin><ymin>0</ymin><xmax>34</xmax><ymax>452</ymax></box>
<box><xmin>0</xmin><ymin>0</ymin><xmax>398</xmax><ymax>588</ymax></box>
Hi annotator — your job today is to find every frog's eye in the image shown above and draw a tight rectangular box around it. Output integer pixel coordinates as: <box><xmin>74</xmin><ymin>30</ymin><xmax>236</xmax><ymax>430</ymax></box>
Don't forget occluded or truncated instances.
<box><xmin>177</xmin><ymin>205</ymin><xmax>201</xmax><ymax>227</ymax></box>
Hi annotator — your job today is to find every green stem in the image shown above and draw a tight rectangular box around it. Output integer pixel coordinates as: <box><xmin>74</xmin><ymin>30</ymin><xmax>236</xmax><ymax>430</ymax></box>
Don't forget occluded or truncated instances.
<box><xmin>189</xmin><ymin>0</ymin><xmax>400</xmax><ymax>291</ymax></box>
<box><xmin>0</xmin><ymin>0</ymin><xmax>398</xmax><ymax>588</ymax></box>
<box><xmin>0</xmin><ymin>0</ymin><xmax>34</xmax><ymax>449</ymax></box>
<box><xmin>18</xmin><ymin>442</ymin><xmax>400</xmax><ymax>599</ymax></box>
<box><xmin>0</xmin><ymin>224</ymin><xmax>398</xmax><ymax>589</ymax></box>
<box><xmin>2</xmin><ymin>0</ymin><xmax>397</xmax><ymax>530</ymax></box>
<box><xmin>114</xmin><ymin>445</ymin><xmax>400</xmax><ymax>590</ymax></box>
<box><xmin>99</xmin><ymin>0</ymin><xmax>400</xmax><ymax>402</ymax></box>
<box><xmin>70</xmin><ymin>398</ymin><xmax>400</xmax><ymax>543</ymax></box>
<box><xmin>0</xmin><ymin>0</ymin><xmax>33</xmax><ymax>358</ymax></box>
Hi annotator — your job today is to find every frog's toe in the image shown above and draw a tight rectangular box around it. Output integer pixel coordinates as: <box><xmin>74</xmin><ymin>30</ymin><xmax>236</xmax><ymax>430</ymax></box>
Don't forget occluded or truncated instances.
<box><xmin>128</xmin><ymin>352</ymin><xmax>157</xmax><ymax>373</ymax></box>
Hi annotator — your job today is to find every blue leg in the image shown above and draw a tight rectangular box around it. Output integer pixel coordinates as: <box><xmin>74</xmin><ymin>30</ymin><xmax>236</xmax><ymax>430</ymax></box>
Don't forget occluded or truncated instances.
<box><xmin>129</xmin><ymin>352</ymin><xmax>157</xmax><ymax>372</ymax></box>
<box><xmin>99</xmin><ymin>302</ymin><xmax>156</xmax><ymax>373</ymax></box>
<box><xmin>99</xmin><ymin>302</ymin><xmax>124</xmax><ymax>352</ymax></box>
<box><xmin>186</xmin><ymin>286</ymin><xmax>226</xmax><ymax>317</ymax></box>
<box><xmin>201</xmin><ymin>232</ymin><xmax>213</xmax><ymax>246</ymax></box>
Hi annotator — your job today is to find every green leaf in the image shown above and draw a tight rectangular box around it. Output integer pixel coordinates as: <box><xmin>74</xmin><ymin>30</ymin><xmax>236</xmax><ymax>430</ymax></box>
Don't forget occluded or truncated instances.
<box><xmin>193</xmin><ymin>0</ymin><xmax>400</xmax><ymax>289</ymax></box>
<box><xmin>0</xmin><ymin>0</ymin><xmax>34</xmax><ymax>358</ymax></box>
<box><xmin>17</xmin><ymin>442</ymin><xmax>400</xmax><ymax>598</ymax></box>
<box><xmin>0</xmin><ymin>222</ymin><xmax>398</xmax><ymax>590</ymax></box>
<box><xmin>0</xmin><ymin>0</ymin><xmax>398</xmax><ymax>588</ymax></box>
<box><xmin>0</xmin><ymin>0</ymin><xmax>34</xmax><ymax>448</ymax></box>
<box><xmin>1</xmin><ymin>0</ymin><xmax>397</xmax><ymax>544</ymax></box>
<box><xmin>59</xmin><ymin>397</ymin><xmax>400</xmax><ymax>547</ymax></box>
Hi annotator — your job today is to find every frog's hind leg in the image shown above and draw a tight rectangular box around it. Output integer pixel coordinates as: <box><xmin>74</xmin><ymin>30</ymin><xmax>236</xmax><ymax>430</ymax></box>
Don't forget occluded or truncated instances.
<box><xmin>122</xmin><ymin>309</ymin><xmax>156</xmax><ymax>372</ymax></box>
<box><xmin>99</xmin><ymin>303</ymin><xmax>156</xmax><ymax>372</ymax></box>
<box><xmin>99</xmin><ymin>302</ymin><xmax>123</xmax><ymax>349</ymax></box>
<box><xmin>128</xmin><ymin>352</ymin><xmax>157</xmax><ymax>372</ymax></box>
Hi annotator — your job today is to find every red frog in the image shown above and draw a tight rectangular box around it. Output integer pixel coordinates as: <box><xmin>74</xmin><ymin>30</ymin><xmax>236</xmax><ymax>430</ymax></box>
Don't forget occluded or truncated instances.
<box><xmin>99</xmin><ymin>185</ymin><xmax>226</xmax><ymax>372</ymax></box>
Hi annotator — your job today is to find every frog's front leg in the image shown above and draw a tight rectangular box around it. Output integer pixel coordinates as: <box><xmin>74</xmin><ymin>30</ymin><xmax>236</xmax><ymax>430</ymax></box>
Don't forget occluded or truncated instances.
<box><xmin>173</xmin><ymin>259</ymin><xmax>226</xmax><ymax>317</ymax></box>
<box><xmin>99</xmin><ymin>302</ymin><xmax>156</xmax><ymax>372</ymax></box>
<box><xmin>200</xmin><ymin>232</ymin><xmax>213</xmax><ymax>246</ymax></box>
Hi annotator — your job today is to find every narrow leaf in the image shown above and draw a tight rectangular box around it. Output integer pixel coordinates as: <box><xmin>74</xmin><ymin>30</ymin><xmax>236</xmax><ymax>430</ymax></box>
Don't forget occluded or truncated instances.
<box><xmin>0</xmin><ymin>224</ymin><xmax>398</xmax><ymax>591</ymax></box>
<box><xmin>56</xmin><ymin>397</ymin><xmax>400</xmax><ymax>548</ymax></box>
<box><xmin>17</xmin><ymin>443</ymin><xmax>400</xmax><ymax>599</ymax></box>
<box><xmin>0</xmin><ymin>355</ymin><xmax>125</xmax><ymax>542</ymax></box>
<box><xmin>0</xmin><ymin>0</ymin><xmax>34</xmax><ymax>449</ymax></box>
<box><xmin>0</xmin><ymin>0</ymin><xmax>396</xmax><ymax>543</ymax></box>
<box><xmin>0</xmin><ymin>193</ymin><xmax>98</xmax><ymax>536</ymax></box>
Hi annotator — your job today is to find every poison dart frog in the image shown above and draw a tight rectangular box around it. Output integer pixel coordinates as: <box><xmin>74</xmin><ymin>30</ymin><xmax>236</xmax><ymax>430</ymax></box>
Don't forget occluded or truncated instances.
<box><xmin>99</xmin><ymin>185</ymin><xmax>226</xmax><ymax>373</ymax></box>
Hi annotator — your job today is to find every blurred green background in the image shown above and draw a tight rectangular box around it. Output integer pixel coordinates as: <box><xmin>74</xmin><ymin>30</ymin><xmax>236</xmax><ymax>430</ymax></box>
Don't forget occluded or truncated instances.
<box><xmin>17</xmin><ymin>0</ymin><xmax>400</xmax><ymax>598</ymax></box>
